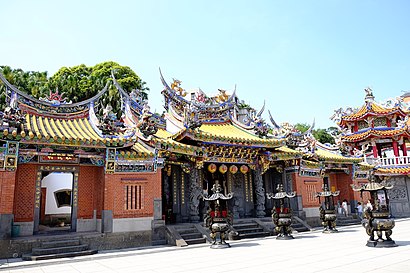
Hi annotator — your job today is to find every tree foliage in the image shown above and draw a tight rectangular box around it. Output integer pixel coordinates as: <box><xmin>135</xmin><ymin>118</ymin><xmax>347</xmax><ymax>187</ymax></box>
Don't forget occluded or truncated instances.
<box><xmin>0</xmin><ymin>65</ymin><xmax>49</xmax><ymax>109</ymax></box>
<box><xmin>294</xmin><ymin>123</ymin><xmax>336</xmax><ymax>144</ymax></box>
<box><xmin>0</xmin><ymin>62</ymin><xmax>149</xmax><ymax>117</ymax></box>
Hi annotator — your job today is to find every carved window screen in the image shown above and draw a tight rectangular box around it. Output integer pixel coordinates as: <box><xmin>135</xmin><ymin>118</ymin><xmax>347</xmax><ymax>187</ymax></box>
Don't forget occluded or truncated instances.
<box><xmin>125</xmin><ymin>184</ymin><xmax>144</xmax><ymax>210</ymax></box>
<box><xmin>373</xmin><ymin>117</ymin><xmax>387</xmax><ymax>127</ymax></box>
<box><xmin>304</xmin><ymin>181</ymin><xmax>319</xmax><ymax>205</ymax></box>
<box><xmin>357</xmin><ymin>120</ymin><xmax>368</xmax><ymax>130</ymax></box>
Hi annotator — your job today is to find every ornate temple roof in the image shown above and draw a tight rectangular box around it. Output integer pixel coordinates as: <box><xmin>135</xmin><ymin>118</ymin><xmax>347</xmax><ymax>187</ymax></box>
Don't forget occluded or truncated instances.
<box><xmin>151</xmin><ymin>128</ymin><xmax>204</xmax><ymax>156</ymax></box>
<box><xmin>341</xmin><ymin>126</ymin><xmax>410</xmax><ymax>143</ymax></box>
<box><xmin>375</xmin><ymin>165</ymin><xmax>410</xmax><ymax>176</ymax></box>
<box><xmin>0</xmin><ymin>70</ymin><xmax>138</xmax><ymax>148</ymax></box>
<box><xmin>332</xmin><ymin>88</ymin><xmax>408</xmax><ymax>128</ymax></box>
<box><xmin>173</xmin><ymin>122</ymin><xmax>285</xmax><ymax>148</ymax></box>
<box><xmin>130</xmin><ymin>142</ymin><xmax>155</xmax><ymax>158</ymax></box>
<box><xmin>314</xmin><ymin>147</ymin><xmax>362</xmax><ymax>163</ymax></box>
<box><xmin>339</xmin><ymin>102</ymin><xmax>405</xmax><ymax>125</ymax></box>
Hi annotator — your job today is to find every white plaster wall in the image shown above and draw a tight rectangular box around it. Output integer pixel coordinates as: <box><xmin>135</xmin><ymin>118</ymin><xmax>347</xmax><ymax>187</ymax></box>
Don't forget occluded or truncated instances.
<box><xmin>113</xmin><ymin>217</ymin><xmax>153</xmax><ymax>232</ymax></box>
<box><xmin>41</xmin><ymin>172</ymin><xmax>73</xmax><ymax>215</ymax></box>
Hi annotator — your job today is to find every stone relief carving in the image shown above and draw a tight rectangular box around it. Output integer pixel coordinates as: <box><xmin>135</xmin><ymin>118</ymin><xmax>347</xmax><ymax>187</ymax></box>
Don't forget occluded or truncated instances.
<box><xmin>188</xmin><ymin>167</ymin><xmax>202</xmax><ymax>222</ymax></box>
<box><xmin>254</xmin><ymin>167</ymin><xmax>266</xmax><ymax>217</ymax></box>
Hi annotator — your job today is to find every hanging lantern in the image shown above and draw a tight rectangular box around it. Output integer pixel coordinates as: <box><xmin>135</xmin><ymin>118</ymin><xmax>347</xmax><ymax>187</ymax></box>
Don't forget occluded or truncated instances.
<box><xmin>208</xmin><ymin>163</ymin><xmax>217</xmax><ymax>173</ymax></box>
<box><xmin>219</xmin><ymin>164</ymin><xmax>228</xmax><ymax>174</ymax></box>
<box><xmin>240</xmin><ymin>165</ymin><xmax>249</xmax><ymax>174</ymax></box>
<box><xmin>229</xmin><ymin>165</ymin><xmax>238</xmax><ymax>174</ymax></box>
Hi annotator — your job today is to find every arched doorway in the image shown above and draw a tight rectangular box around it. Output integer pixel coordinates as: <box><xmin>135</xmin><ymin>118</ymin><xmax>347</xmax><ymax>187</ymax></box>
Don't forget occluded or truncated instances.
<box><xmin>33</xmin><ymin>166</ymin><xmax>79</xmax><ymax>234</ymax></box>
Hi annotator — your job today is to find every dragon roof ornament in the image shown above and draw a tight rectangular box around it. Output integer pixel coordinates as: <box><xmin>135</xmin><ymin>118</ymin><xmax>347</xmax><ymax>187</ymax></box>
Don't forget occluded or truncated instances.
<box><xmin>39</xmin><ymin>88</ymin><xmax>72</xmax><ymax>106</ymax></box>
<box><xmin>159</xmin><ymin>68</ymin><xmax>237</xmax><ymax>123</ymax></box>
<box><xmin>252</xmin><ymin>100</ymin><xmax>270</xmax><ymax>138</ymax></box>
<box><xmin>268</xmin><ymin>110</ymin><xmax>316</xmax><ymax>152</ymax></box>
<box><xmin>111</xmin><ymin>70</ymin><xmax>162</xmax><ymax>139</ymax></box>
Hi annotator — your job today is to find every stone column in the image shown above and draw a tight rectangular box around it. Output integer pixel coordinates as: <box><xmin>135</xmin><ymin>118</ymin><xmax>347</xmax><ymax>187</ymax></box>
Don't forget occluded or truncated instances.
<box><xmin>189</xmin><ymin>167</ymin><xmax>202</xmax><ymax>222</ymax></box>
<box><xmin>254</xmin><ymin>167</ymin><xmax>266</xmax><ymax>218</ymax></box>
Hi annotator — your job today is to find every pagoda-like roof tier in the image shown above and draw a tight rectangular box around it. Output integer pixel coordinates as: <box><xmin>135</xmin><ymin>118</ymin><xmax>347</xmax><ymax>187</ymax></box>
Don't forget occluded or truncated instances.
<box><xmin>174</xmin><ymin>122</ymin><xmax>285</xmax><ymax>148</ymax></box>
<box><xmin>339</xmin><ymin>101</ymin><xmax>407</xmax><ymax>126</ymax></box>
<box><xmin>341</xmin><ymin>126</ymin><xmax>410</xmax><ymax>143</ymax></box>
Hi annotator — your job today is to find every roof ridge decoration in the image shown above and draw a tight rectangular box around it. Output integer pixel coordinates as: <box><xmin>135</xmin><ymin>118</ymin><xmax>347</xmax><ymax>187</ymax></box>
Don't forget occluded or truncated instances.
<box><xmin>39</xmin><ymin>88</ymin><xmax>72</xmax><ymax>106</ymax></box>
<box><xmin>0</xmin><ymin>69</ymin><xmax>109</xmax><ymax>116</ymax></box>
<box><xmin>252</xmin><ymin>100</ymin><xmax>270</xmax><ymax>138</ymax></box>
<box><xmin>268</xmin><ymin>110</ymin><xmax>316</xmax><ymax>149</ymax></box>
<box><xmin>159</xmin><ymin>68</ymin><xmax>236</xmax><ymax>126</ymax></box>
<box><xmin>96</xmin><ymin>104</ymin><xmax>127</xmax><ymax>135</ymax></box>
<box><xmin>331</xmin><ymin>88</ymin><xmax>408</xmax><ymax>126</ymax></box>
<box><xmin>111</xmin><ymin>70</ymin><xmax>161</xmax><ymax>140</ymax></box>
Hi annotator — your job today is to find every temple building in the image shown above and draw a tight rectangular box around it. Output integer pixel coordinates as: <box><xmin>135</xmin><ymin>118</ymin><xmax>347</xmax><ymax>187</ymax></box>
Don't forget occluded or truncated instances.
<box><xmin>0</xmin><ymin>68</ymin><xmax>364</xmax><ymax>258</ymax></box>
<box><xmin>332</xmin><ymin>88</ymin><xmax>410</xmax><ymax>217</ymax></box>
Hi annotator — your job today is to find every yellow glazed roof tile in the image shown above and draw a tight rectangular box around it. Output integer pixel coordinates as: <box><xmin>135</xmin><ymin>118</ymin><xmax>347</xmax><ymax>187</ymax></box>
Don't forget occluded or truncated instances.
<box><xmin>189</xmin><ymin>123</ymin><xmax>283</xmax><ymax>147</ymax></box>
<box><xmin>315</xmin><ymin>148</ymin><xmax>361</xmax><ymax>162</ymax></box>
<box><xmin>341</xmin><ymin>102</ymin><xmax>405</xmax><ymax>122</ymax></box>
<box><xmin>342</xmin><ymin>127</ymin><xmax>408</xmax><ymax>142</ymax></box>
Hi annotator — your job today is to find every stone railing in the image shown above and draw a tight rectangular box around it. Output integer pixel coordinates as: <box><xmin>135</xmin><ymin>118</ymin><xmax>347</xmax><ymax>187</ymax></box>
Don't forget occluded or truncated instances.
<box><xmin>365</xmin><ymin>156</ymin><xmax>410</xmax><ymax>166</ymax></box>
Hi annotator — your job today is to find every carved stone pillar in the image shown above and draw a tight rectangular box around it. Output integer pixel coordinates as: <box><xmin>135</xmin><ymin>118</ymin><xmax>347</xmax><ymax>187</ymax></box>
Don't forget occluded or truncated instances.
<box><xmin>254</xmin><ymin>167</ymin><xmax>266</xmax><ymax>218</ymax></box>
<box><xmin>189</xmin><ymin>166</ymin><xmax>202</xmax><ymax>222</ymax></box>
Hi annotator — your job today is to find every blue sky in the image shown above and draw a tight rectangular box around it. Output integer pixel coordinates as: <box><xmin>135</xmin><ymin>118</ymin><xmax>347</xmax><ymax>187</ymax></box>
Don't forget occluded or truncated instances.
<box><xmin>1</xmin><ymin>0</ymin><xmax>410</xmax><ymax>129</ymax></box>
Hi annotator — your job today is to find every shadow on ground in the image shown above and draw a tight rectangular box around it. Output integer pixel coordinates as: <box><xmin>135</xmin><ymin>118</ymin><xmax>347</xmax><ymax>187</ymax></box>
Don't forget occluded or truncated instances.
<box><xmin>230</xmin><ymin>242</ymin><xmax>260</xmax><ymax>248</ymax></box>
<box><xmin>395</xmin><ymin>241</ymin><xmax>410</xmax><ymax>246</ymax></box>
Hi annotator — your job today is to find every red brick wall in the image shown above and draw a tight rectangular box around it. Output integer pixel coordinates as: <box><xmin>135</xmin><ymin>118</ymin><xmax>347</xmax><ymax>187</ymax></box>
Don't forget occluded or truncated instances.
<box><xmin>351</xmin><ymin>178</ymin><xmax>371</xmax><ymax>203</ymax></box>
<box><xmin>0</xmin><ymin>170</ymin><xmax>17</xmax><ymax>214</ymax></box>
<box><xmin>14</xmin><ymin>164</ymin><xmax>37</xmax><ymax>222</ymax></box>
<box><xmin>104</xmin><ymin>171</ymin><xmax>162</xmax><ymax>219</ymax></box>
<box><xmin>293</xmin><ymin>173</ymin><xmax>322</xmax><ymax>208</ymax></box>
<box><xmin>329</xmin><ymin>171</ymin><xmax>355</xmax><ymax>204</ymax></box>
<box><xmin>77</xmin><ymin>165</ymin><xmax>104</xmax><ymax>219</ymax></box>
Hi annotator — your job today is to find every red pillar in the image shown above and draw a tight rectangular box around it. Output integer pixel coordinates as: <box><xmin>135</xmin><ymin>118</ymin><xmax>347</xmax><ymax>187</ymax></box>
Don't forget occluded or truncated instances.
<box><xmin>402</xmin><ymin>142</ymin><xmax>408</xmax><ymax>156</ymax></box>
<box><xmin>372</xmin><ymin>144</ymin><xmax>378</xmax><ymax>158</ymax></box>
<box><xmin>393</xmin><ymin>141</ymin><xmax>399</xmax><ymax>164</ymax></box>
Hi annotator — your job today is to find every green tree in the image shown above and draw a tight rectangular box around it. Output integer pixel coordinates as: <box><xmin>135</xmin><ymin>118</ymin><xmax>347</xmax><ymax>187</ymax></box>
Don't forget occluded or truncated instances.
<box><xmin>294</xmin><ymin>123</ymin><xmax>336</xmax><ymax>144</ymax></box>
<box><xmin>47</xmin><ymin>61</ymin><xmax>149</xmax><ymax>117</ymax></box>
<box><xmin>1</xmin><ymin>62</ymin><xmax>149</xmax><ymax>118</ymax></box>
<box><xmin>0</xmin><ymin>66</ymin><xmax>49</xmax><ymax>109</ymax></box>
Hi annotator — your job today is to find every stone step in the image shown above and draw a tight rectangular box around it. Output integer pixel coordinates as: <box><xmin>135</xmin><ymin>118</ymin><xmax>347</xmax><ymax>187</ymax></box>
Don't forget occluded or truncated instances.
<box><xmin>40</xmin><ymin>239</ymin><xmax>80</xmax><ymax>249</ymax></box>
<box><xmin>238</xmin><ymin>231</ymin><xmax>270</xmax><ymax>239</ymax></box>
<box><xmin>22</xmin><ymin>249</ymin><xmax>98</xmax><ymax>261</ymax></box>
<box><xmin>32</xmin><ymin>244</ymin><xmax>89</xmax><ymax>256</ymax></box>
<box><xmin>176</xmin><ymin>229</ymin><xmax>198</xmax><ymax>235</ymax></box>
<box><xmin>152</xmin><ymin>239</ymin><xmax>167</xmax><ymax>246</ymax></box>
<box><xmin>180</xmin><ymin>232</ymin><xmax>203</xmax><ymax>240</ymax></box>
<box><xmin>233</xmin><ymin>223</ymin><xmax>259</xmax><ymax>229</ymax></box>
<box><xmin>235</xmin><ymin>227</ymin><xmax>264</xmax><ymax>234</ymax></box>
<box><xmin>184</xmin><ymin>237</ymin><xmax>206</xmax><ymax>245</ymax></box>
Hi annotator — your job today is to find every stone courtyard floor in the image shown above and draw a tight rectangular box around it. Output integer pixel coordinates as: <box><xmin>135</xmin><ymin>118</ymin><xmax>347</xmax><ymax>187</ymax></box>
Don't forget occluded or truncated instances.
<box><xmin>1</xmin><ymin>218</ymin><xmax>410</xmax><ymax>273</ymax></box>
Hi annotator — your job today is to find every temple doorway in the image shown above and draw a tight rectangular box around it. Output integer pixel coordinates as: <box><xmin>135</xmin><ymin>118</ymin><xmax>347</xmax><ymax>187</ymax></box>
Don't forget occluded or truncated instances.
<box><xmin>38</xmin><ymin>172</ymin><xmax>73</xmax><ymax>234</ymax></box>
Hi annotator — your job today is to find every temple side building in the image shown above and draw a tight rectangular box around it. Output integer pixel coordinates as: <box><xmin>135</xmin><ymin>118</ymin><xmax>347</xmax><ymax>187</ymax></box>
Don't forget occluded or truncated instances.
<box><xmin>332</xmin><ymin>88</ymin><xmax>410</xmax><ymax>217</ymax></box>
